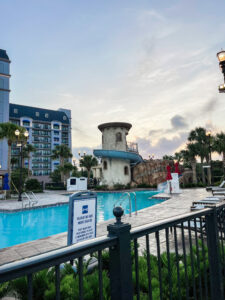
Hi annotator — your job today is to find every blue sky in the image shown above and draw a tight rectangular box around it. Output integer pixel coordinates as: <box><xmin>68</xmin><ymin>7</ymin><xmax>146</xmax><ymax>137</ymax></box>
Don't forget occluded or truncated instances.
<box><xmin>1</xmin><ymin>0</ymin><xmax>225</xmax><ymax>159</ymax></box>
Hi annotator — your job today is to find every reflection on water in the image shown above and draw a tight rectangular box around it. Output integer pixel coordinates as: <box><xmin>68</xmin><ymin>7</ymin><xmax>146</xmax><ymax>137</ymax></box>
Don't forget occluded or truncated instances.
<box><xmin>0</xmin><ymin>191</ymin><xmax>163</xmax><ymax>248</ymax></box>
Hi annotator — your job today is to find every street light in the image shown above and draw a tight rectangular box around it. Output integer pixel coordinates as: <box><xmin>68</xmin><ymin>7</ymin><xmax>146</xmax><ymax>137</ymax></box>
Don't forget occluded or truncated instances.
<box><xmin>217</xmin><ymin>50</ymin><xmax>225</xmax><ymax>93</ymax></box>
<box><xmin>206</xmin><ymin>130</ymin><xmax>213</xmax><ymax>185</ymax></box>
<box><xmin>15</xmin><ymin>129</ymin><xmax>29</xmax><ymax>201</ymax></box>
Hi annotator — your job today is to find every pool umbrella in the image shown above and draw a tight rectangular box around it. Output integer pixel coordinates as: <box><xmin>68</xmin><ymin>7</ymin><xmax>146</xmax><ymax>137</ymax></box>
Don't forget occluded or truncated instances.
<box><xmin>166</xmin><ymin>166</ymin><xmax>172</xmax><ymax>180</ymax></box>
<box><xmin>174</xmin><ymin>162</ymin><xmax>180</xmax><ymax>175</ymax></box>
<box><xmin>3</xmin><ymin>173</ymin><xmax>10</xmax><ymax>191</ymax></box>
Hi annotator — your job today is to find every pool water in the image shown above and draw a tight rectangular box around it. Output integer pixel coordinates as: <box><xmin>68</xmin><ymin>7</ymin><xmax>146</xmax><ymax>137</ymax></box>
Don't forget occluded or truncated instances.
<box><xmin>0</xmin><ymin>191</ymin><xmax>163</xmax><ymax>249</ymax></box>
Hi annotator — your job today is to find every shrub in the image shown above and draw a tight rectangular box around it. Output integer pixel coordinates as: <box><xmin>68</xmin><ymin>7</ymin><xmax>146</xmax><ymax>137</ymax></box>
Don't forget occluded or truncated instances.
<box><xmin>94</xmin><ymin>185</ymin><xmax>108</xmax><ymax>191</ymax></box>
<box><xmin>25</xmin><ymin>179</ymin><xmax>43</xmax><ymax>192</ymax></box>
<box><xmin>113</xmin><ymin>183</ymin><xmax>126</xmax><ymax>190</ymax></box>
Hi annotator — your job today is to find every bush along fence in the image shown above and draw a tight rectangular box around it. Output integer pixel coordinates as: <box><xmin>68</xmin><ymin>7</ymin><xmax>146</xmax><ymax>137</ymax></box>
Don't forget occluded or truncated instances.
<box><xmin>1</xmin><ymin>204</ymin><xmax>225</xmax><ymax>299</ymax></box>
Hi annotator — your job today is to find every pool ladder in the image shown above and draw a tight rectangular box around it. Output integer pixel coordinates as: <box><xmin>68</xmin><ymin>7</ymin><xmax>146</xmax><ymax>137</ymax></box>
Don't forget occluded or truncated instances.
<box><xmin>22</xmin><ymin>192</ymin><xmax>39</xmax><ymax>208</ymax></box>
<box><xmin>114</xmin><ymin>192</ymin><xmax>137</xmax><ymax>217</ymax></box>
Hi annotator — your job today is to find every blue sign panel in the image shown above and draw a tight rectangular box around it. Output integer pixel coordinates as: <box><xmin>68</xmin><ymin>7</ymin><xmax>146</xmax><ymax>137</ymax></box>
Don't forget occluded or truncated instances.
<box><xmin>68</xmin><ymin>191</ymin><xmax>97</xmax><ymax>245</ymax></box>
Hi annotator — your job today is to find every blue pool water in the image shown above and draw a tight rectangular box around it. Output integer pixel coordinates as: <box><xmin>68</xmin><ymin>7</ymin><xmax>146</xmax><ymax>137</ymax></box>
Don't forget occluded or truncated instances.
<box><xmin>0</xmin><ymin>191</ymin><xmax>163</xmax><ymax>249</ymax></box>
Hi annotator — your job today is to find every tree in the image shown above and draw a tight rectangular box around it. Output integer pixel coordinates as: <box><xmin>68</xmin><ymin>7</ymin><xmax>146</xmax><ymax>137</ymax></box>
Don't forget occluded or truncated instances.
<box><xmin>213</xmin><ymin>132</ymin><xmax>225</xmax><ymax>176</ymax></box>
<box><xmin>162</xmin><ymin>155</ymin><xmax>174</xmax><ymax>161</ymax></box>
<box><xmin>0</xmin><ymin>122</ymin><xmax>25</xmax><ymax>190</ymax></box>
<box><xmin>79</xmin><ymin>155</ymin><xmax>98</xmax><ymax>184</ymax></box>
<box><xmin>11</xmin><ymin>157</ymin><xmax>18</xmax><ymax>170</ymax></box>
<box><xmin>50</xmin><ymin>168</ymin><xmax>61</xmax><ymax>183</ymax></box>
<box><xmin>188</xmin><ymin>127</ymin><xmax>209</xmax><ymax>184</ymax></box>
<box><xmin>186</xmin><ymin>143</ymin><xmax>198</xmax><ymax>184</ymax></box>
<box><xmin>51</xmin><ymin>145</ymin><xmax>72</xmax><ymax>183</ymax></box>
<box><xmin>58</xmin><ymin>162</ymin><xmax>74</xmax><ymax>185</ymax></box>
<box><xmin>22</xmin><ymin>144</ymin><xmax>36</xmax><ymax>175</ymax></box>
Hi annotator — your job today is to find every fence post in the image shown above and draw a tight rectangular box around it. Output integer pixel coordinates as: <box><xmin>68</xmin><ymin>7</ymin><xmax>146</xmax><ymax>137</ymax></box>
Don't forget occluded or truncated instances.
<box><xmin>205</xmin><ymin>208</ymin><xmax>224</xmax><ymax>300</ymax></box>
<box><xmin>107</xmin><ymin>206</ymin><xmax>133</xmax><ymax>300</ymax></box>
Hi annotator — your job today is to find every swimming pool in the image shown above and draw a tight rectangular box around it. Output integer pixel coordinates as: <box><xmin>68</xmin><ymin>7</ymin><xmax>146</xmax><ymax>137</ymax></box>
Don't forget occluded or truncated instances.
<box><xmin>0</xmin><ymin>191</ymin><xmax>163</xmax><ymax>249</ymax></box>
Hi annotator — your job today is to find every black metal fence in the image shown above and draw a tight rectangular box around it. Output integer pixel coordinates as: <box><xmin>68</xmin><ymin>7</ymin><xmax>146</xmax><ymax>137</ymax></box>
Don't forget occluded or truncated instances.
<box><xmin>0</xmin><ymin>204</ymin><xmax>225</xmax><ymax>299</ymax></box>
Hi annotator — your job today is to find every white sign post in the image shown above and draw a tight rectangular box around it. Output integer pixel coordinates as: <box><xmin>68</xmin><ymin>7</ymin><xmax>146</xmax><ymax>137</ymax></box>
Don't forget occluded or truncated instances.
<box><xmin>68</xmin><ymin>191</ymin><xmax>97</xmax><ymax>245</ymax></box>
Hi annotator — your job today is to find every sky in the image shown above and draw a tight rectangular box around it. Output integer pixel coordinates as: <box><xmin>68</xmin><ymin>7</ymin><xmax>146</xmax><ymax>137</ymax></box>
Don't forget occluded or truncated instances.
<box><xmin>1</xmin><ymin>0</ymin><xmax>225</xmax><ymax>159</ymax></box>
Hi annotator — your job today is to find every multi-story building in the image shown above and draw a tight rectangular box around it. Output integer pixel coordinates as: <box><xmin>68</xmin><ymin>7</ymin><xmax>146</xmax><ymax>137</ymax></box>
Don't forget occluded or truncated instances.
<box><xmin>0</xmin><ymin>48</ymin><xmax>72</xmax><ymax>185</ymax></box>
<box><xmin>0</xmin><ymin>49</ymin><xmax>10</xmax><ymax>189</ymax></box>
<box><xmin>9</xmin><ymin>104</ymin><xmax>72</xmax><ymax>182</ymax></box>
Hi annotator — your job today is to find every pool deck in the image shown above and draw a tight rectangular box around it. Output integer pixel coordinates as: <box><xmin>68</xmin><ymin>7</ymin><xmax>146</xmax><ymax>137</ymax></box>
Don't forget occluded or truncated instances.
<box><xmin>0</xmin><ymin>188</ymin><xmax>211</xmax><ymax>266</ymax></box>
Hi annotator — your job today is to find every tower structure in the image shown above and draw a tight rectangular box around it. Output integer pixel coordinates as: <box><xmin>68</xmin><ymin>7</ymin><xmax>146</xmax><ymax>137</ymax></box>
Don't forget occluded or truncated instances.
<box><xmin>94</xmin><ymin>122</ymin><xmax>143</xmax><ymax>188</ymax></box>
<box><xmin>0</xmin><ymin>49</ymin><xmax>10</xmax><ymax>176</ymax></box>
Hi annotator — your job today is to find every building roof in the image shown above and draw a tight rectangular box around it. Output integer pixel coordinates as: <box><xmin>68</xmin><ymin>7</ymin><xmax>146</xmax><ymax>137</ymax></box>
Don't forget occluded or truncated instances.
<box><xmin>9</xmin><ymin>103</ymin><xmax>70</xmax><ymax>124</ymax></box>
<box><xmin>98</xmin><ymin>122</ymin><xmax>132</xmax><ymax>132</ymax></box>
<box><xmin>0</xmin><ymin>49</ymin><xmax>10</xmax><ymax>61</ymax></box>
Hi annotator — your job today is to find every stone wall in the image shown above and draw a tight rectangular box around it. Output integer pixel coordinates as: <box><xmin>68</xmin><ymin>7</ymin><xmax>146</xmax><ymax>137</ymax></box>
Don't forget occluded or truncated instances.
<box><xmin>132</xmin><ymin>160</ymin><xmax>174</xmax><ymax>186</ymax></box>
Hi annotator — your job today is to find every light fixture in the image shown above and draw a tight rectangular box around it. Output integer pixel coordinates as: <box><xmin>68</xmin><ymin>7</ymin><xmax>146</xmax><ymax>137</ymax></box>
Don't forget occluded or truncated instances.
<box><xmin>206</xmin><ymin>130</ymin><xmax>212</xmax><ymax>137</ymax></box>
<box><xmin>24</xmin><ymin>130</ymin><xmax>29</xmax><ymax>138</ymax></box>
<box><xmin>15</xmin><ymin>129</ymin><xmax>20</xmax><ymax>136</ymax></box>
<box><xmin>217</xmin><ymin>50</ymin><xmax>225</xmax><ymax>63</ymax></box>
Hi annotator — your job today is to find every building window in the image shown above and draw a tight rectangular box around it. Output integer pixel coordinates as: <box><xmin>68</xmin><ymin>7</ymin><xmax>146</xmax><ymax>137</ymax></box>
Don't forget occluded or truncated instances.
<box><xmin>0</xmin><ymin>78</ymin><xmax>4</xmax><ymax>89</ymax></box>
<box><xmin>14</xmin><ymin>108</ymin><xmax>18</xmax><ymax>114</ymax></box>
<box><xmin>45</xmin><ymin>113</ymin><xmax>49</xmax><ymax>118</ymax></box>
<box><xmin>103</xmin><ymin>161</ymin><xmax>107</xmax><ymax>170</ymax></box>
<box><xmin>124</xmin><ymin>166</ymin><xmax>129</xmax><ymax>175</ymax></box>
<box><xmin>35</xmin><ymin>112</ymin><xmax>40</xmax><ymax>117</ymax></box>
<box><xmin>23</xmin><ymin>120</ymin><xmax>30</xmax><ymax>127</ymax></box>
<box><xmin>116</xmin><ymin>132</ymin><xmax>122</xmax><ymax>142</ymax></box>
<box><xmin>53</xmin><ymin>124</ymin><xmax>60</xmax><ymax>129</ymax></box>
<box><xmin>54</xmin><ymin>137</ymin><xmax>59</xmax><ymax>142</ymax></box>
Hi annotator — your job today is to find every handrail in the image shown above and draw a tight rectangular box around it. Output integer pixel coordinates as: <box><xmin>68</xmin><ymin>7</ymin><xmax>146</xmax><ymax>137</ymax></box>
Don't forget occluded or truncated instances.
<box><xmin>114</xmin><ymin>192</ymin><xmax>137</xmax><ymax>217</ymax></box>
<box><xmin>0</xmin><ymin>235</ymin><xmax>117</xmax><ymax>283</ymax></box>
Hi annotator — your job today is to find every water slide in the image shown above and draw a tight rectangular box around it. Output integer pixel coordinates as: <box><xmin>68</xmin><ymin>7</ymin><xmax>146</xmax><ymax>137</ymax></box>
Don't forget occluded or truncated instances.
<box><xmin>93</xmin><ymin>149</ymin><xmax>143</xmax><ymax>165</ymax></box>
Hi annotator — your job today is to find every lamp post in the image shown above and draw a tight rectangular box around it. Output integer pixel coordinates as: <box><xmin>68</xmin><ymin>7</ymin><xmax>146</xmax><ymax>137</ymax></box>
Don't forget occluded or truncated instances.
<box><xmin>217</xmin><ymin>50</ymin><xmax>225</xmax><ymax>93</ymax></box>
<box><xmin>15</xmin><ymin>129</ymin><xmax>29</xmax><ymax>201</ymax></box>
<box><xmin>206</xmin><ymin>130</ymin><xmax>213</xmax><ymax>185</ymax></box>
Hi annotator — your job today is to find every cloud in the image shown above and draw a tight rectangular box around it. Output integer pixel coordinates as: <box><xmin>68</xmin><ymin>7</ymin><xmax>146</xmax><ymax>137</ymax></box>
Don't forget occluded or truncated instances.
<box><xmin>171</xmin><ymin>115</ymin><xmax>188</xmax><ymax>129</ymax></box>
<box><xmin>135</xmin><ymin>132</ymin><xmax>188</xmax><ymax>159</ymax></box>
<box><xmin>202</xmin><ymin>97</ymin><xmax>219</xmax><ymax>113</ymax></box>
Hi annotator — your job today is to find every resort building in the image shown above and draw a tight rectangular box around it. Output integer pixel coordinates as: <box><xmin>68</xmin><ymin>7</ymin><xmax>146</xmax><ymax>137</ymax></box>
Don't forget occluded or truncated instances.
<box><xmin>0</xmin><ymin>50</ymin><xmax>10</xmax><ymax>189</ymax></box>
<box><xmin>93</xmin><ymin>122</ymin><xmax>143</xmax><ymax>188</ymax></box>
<box><xmin>9</xmin><ymin>104</ymin><xmax>72</xmax><ymax>182</ymax></box>
<box><xmin>0</xmin><ymin>49</ymin><xmax>72</xmax><ymax>184</ymax></box>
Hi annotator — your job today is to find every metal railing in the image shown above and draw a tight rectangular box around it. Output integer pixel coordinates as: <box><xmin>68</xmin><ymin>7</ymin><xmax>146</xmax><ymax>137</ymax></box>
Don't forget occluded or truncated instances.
<box><xmin>114</xmin><ymin>191</ymin><xmax>137</xmax><ymax>217</ymax></box>
<box><xmin>0</xmin><ymin>204</ymin><xmax>225</xmax><ymax>299</ymax></box>
<box><xmin>22</xmin><ymin>192</ymin><xmax>39</xmax><ymax>208</ymax></box>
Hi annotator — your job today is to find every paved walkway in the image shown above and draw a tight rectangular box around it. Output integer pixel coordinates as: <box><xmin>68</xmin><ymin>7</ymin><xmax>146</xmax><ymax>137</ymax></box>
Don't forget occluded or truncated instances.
<box><xmin>0</xmin><ymin>188</ymin><xmax>210</xmax><ymax>266</ymax></box>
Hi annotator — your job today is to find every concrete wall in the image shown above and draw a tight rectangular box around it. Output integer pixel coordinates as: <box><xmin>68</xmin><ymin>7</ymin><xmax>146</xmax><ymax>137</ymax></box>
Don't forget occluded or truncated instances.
<box><xmin>102</xmin><ymin>127</ymin><xmax>129</xmax><ymax>151</ymax></box>
<box><xmin>101</xmin><ymin>158</ymin><xmax>131</xmax><ymax>188</ymax></box>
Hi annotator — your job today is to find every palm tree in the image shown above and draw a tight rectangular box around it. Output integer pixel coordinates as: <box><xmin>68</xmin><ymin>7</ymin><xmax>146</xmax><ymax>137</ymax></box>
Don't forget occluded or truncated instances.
<box><xmin>51</xmin><ymin>144</ymin><xmax>73</xmax><ymax>183</ymax></box>
<box><xmin>79</xmin><ymin>155</ymin><xmax>98</xmax><ymax>185</ymax></box>
<box><xmin>213</xmin><ymin>132</ymin><xmax>225</xmax><ymax>176</ymax></box>
<box><xmin>162</xmin><ymin>155</ymin><xmax>174</xmax><ymax>161</ymax></box>
<box><xmin>0</xmin><ymin>122</ymin><xmax>25</xmax><ymax>190</ymax></box>
<box><xmin>186</xmin><ymin>143</ymin><xmax>198</xmax><ymax>184</ymax></box>
<box><xmin>23</xmin><ymin>144</ymin><xmax>36</xmax><ymax>177</ymax></box>
<box><xmin>188</xmin><ymin>127</ymin><xmax>209</xmax><ymax>184</ymax></box>
<box><xmin>11</xmin><ymin>157</ymin><xmax>18</xmax><ymax>170</ymax></box>
<box><xmin>58</xmin><ymin>162</ymin><xmax>74</xmax><ymax>185</ymax></box>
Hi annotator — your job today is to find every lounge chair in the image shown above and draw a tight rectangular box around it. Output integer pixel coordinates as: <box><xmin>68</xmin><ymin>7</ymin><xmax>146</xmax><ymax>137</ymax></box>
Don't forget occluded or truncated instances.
<box><xmin>206</xmin><ymin>180</ymin><xmax>225</xmax><ymax>191</ymax></box>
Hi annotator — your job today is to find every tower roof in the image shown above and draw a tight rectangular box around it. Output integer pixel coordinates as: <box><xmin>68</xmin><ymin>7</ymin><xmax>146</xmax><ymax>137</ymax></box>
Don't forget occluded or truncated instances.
<box><xmin>0</xmin><ymin>49</ymin><xmax>10</xmax><ymax>61</ymax></box>
<box><xmin>98</xmin><ymin>122</ymin><xmax>132</xmax><ymax>132</ymax></box>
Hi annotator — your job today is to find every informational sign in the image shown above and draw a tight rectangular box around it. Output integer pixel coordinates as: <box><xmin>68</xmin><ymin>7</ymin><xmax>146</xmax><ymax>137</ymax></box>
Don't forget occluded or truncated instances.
<box><xmin>67</xmin><ymin>191</ymin><xmax>97</xmax><ymax>245</ymax></box>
